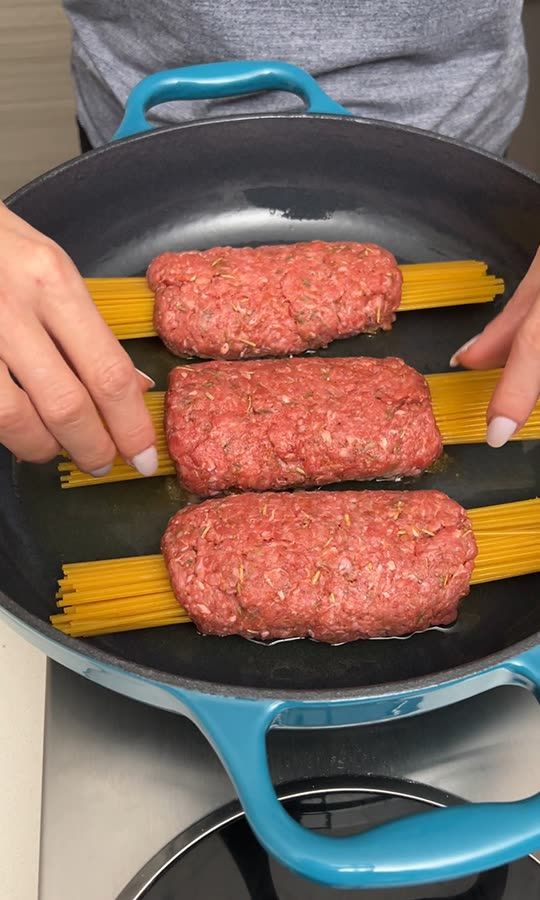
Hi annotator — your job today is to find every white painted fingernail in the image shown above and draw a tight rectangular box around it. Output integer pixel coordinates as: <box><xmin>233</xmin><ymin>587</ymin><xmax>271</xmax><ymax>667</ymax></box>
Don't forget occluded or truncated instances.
<box><xmin>486</xmin><ymin>416</ymin><xmax>517</xmax><ymax>448</ymax></box>
<box><xmin>90</xmin><ymin>464</ymin><xmax>113</xmax><ymax>478</ymax></box>
<box><xmin>449</xmin><ymin>334</ymin><xmax>481</xmax><ymax>368</ymax></box>
<box><xmin>130</xmin><ymin>445</ymin><xmax>158</xmax><ymax>476</ymax></box>
<box><xmin>135</xmin><ymin>368</ymin><xmax>156</xmax><ymax>388</ymax></box>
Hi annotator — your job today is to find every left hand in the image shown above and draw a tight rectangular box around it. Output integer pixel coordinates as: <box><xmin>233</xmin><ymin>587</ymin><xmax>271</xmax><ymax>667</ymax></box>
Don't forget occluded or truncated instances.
<box><xmin>450</xmin><ymin>246</ymin><xmax>540</xmax><ymax>447</ymax></box>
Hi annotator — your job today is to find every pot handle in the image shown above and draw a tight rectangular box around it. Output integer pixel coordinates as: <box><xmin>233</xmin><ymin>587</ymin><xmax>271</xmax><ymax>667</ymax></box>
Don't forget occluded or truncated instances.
<box><xmin>113</xmin><ymin>60</ymin><xmax>351</xmax><ymax>140</ymax></box>
<box><xmin>181</xmin><ymin>646</ymin><xmax>540</xmax><ymax>890</ymax></box>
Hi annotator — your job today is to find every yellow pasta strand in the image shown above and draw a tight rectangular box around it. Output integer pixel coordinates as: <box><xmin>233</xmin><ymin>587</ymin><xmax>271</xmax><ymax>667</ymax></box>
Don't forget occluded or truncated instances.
<box><xmin>58</xmin><ymin>368</ymin><xmax>540</xmax><ymax>489</ymax></box>
<box><xmin>50</xmin><ymin>498</ymin><xmax>540</xmax><ymax>638</ymax></box>
<box><xmin>428</xmin><ymin>368</ymin><xmax>540</xmax><ymax>444</ymax></box>
<box><xmin>84</xmin><ymin>260</ymin><xmax>505</xmax><ymax>339</ymax></box>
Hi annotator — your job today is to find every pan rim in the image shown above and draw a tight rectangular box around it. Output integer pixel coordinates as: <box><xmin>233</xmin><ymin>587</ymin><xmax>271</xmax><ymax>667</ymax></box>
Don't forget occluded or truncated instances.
<box><xmin>4</xmin><ymin>112</ymin><xmax>540</xmax><ymax>213</ymax></box>
<box><xmin>1</xmin><ymin>587</ymin><xmax>539</xmax><ymax>701</ymax></box>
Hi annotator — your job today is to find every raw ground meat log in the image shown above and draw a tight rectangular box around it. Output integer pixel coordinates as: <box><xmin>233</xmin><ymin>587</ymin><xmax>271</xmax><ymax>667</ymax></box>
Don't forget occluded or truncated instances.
<box><xmin>165</xmin><ymin>357</ymin><xmax>443</xmax><ymax>495</ymax></box>
<box><xmin>148</xmin><ymin>241</ymin><xmax>402</xmax><ymax>359</ymax></box>
<box><xmin>162</xmin><ymin>490</ymin><xmax>477</xmax><ymax>644</ymax></box>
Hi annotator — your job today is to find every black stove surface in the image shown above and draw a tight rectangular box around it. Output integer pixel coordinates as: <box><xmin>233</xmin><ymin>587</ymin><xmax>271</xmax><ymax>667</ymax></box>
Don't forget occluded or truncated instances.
<box><xmin>119</xmin><ymin>783</ymin><xmax>539</xmax><ymax>899</ymax></box>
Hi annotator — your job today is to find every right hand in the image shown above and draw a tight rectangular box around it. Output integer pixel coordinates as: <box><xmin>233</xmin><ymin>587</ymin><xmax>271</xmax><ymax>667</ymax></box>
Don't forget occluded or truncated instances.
<box><xmin>0</xmin><ymin>201</ymin><xmax>158</xmax><ymax>476</ymax></box>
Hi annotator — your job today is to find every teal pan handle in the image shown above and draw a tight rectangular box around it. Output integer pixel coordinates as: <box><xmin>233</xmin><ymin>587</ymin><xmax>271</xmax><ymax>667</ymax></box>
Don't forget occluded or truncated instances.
<box><xmin>2</xmin><ymin>602</ymin><xmax>540</xmax><ymax>889</ymax></box>
<box><xmin>180</xmin><ymin>645</ymin><xmax>540</xmax><ymax>890</ymax></box>
<box><xmin>113</xmin><ymin>60</ymin><xmax>351</xmax><ymax>140</ymax></box>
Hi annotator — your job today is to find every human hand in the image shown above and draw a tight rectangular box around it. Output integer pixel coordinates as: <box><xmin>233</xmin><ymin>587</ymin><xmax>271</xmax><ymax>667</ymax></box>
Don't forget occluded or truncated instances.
<box><xmin>450</xmin><ymin>246</ymin><xmax>540</xmax><ymax>447</ymax></box>
<box><xmin>0</xmin><ymin>201</ymin><xmax>157</xmax><ymax>475</ymax></box>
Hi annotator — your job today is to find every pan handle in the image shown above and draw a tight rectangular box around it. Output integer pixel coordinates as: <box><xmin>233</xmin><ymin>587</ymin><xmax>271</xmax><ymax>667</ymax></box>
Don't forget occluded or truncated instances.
<box><xmin>113</xmin><ymin>60</ymin><xmax>351</xmax><ymax>140</ymax></box>
<box><xmin>178</xmin><ymin>645</ymin><xmax>540</xmax><ymax>890</ymax></box>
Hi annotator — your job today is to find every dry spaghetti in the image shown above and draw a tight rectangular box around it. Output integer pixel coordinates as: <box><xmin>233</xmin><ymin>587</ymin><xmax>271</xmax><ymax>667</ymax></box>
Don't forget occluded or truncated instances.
<box><xmin>85</xmin><ymin>260</ymin><xmax>505</xmax><ymax>340</ymax></box>
<box><xmin>58</xmin><ymin>368</ymin><xmax>540</xmax><ymax>488</ymax></box>
<box><xmin>50</xmin><ymin>497</ymin><xmax>540</xmax><ymax>638</ymax></box>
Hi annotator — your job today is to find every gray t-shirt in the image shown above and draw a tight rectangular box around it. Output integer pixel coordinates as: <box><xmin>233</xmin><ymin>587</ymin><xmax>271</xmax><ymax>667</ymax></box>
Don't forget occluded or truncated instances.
<box><xmin>63</xmin><ymin>0</ymin><xmax>527</xmax><ymax>154</ymax></box>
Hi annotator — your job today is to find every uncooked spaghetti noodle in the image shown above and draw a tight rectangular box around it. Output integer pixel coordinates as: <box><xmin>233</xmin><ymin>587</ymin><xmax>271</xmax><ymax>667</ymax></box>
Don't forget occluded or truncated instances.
<box><xmin>85</xmin><ymin>260</ymin><xmax>505</xmax><ymax>340</ymax></box>
<box><xmin>57</xmin><ymin>368</ymin><xmax>540</xmax><ymax>488</ymax></box>
<box><xmin>50</xmin><ymin>498</ymin><xmax>540</xmax><ymax>638</ymax></box>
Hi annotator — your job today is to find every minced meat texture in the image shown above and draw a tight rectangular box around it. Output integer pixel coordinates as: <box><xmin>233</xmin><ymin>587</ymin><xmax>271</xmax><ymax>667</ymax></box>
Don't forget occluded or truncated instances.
<box><xmin>148</xmin><ymin>241</ymin><xmax>402</xmax><ymax>359</ymax></box>
<box><xmin>165</xmin><ymin>357</ymin><xmax>443</xmax><ymax>495</ymax></box>
<box><xmin>161</xmin><ymin>490</ymin><xmax>477</xmax><ymax>644</ymax></box>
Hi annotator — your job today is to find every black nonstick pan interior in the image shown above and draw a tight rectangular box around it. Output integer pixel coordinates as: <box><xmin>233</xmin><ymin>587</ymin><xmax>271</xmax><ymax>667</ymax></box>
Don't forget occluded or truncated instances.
<box><xmin>2</xmin><ymin>115</ymin><xmax>539</xmax><ymax>694</ymax></box>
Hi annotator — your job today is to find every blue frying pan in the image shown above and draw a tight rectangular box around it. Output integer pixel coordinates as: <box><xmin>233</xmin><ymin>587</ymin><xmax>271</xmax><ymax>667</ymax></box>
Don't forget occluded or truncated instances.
<box><xmin>1</xmin><ymin>60</ymin><xmax>539</xmax><ymax>890</ymax></box>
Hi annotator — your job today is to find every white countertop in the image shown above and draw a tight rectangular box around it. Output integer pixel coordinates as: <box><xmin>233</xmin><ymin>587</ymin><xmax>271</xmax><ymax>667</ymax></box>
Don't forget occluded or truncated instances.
<box><xmin>0</xmin><ymin>620</ymin><xmax>45</xmax><ymax>900</ymax></box>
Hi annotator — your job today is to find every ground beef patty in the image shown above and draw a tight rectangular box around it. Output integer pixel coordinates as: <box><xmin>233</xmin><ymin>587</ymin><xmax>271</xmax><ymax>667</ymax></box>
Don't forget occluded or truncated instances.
<box><xmin>148</xmin><ymin>241</ymin><xmax>402</xmax><ymax>359</ymax></box>
<box><xmin>162</xmin><ymin>490</ymin><xmax>477</xmax><ymax>643</ymax></box>
<box><xmin>165</xmin><ymin>357</ymin><xmax>442</xmax><ymax>495</ymax></box>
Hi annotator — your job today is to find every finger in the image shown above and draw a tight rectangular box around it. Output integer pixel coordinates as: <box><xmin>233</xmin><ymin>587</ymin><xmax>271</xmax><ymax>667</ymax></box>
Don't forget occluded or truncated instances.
<box><xmin>451</xmin><ymin>248</ymin><xmax>540</xmax><ymax>370</ymax></box>
<box><xmin>486</xmin><ymin>301</ymin><xmax>540</xmax><ymax>447</ymax></box>
<box><xmin>47</xmin><ymin>334</ymin><xmax>153</xmax><ymax>394</ymax></box>
<box><xmin>0</xmin><ymin>315</ymin><xmax>117</xmax><ymax>475</ymax></box>
<box><xmin>0</xmin><ymin>361</ymin><xmax>61</xmax><ymax>463</ymax></box>
<box><xmin>37</xmin><ymin>259</ymin><xmax>157</xmax><ymax>474</ymax></box>
<box><xmin>136</xmin><ymin>369</ymin><xmax>155</xmax><ymax>392</ymax></box>
<box><xmin>451</xmin><ymin>284</ymin><xmax>535</xmax><ymax>370</ymax></box>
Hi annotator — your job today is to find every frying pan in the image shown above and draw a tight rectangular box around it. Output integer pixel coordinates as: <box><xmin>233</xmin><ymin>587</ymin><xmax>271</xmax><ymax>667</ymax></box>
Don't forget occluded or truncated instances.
<box><xmin>1</xmin><ymin>61</ymin><xmax>539</xmax><ymax>890</ymax></box>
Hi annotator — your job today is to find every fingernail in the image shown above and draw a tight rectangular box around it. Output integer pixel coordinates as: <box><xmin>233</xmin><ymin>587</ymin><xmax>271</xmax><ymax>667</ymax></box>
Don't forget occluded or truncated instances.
<box><xmin>135</xmin><ymin>368</ymin><xmax>156</xmax><ymax>388</ymax></box>
<box><xmin>90</xmin><ymin>464</ymin><xmax>113</xmax><ymax>478</ymax></box>
<box><xmin>486</xmin><ymin>416</ymin><xmax>517</xmax><ymax>448</ymax></box>
<box><xmin>130</xmin><ymin>445</ymin><xmax>159</xmax><ymax>476</ymax></box>
<box><xmin>449</xmin><ymin>334</ymin><xmax>481</xmax><ymax>368</ymax></box>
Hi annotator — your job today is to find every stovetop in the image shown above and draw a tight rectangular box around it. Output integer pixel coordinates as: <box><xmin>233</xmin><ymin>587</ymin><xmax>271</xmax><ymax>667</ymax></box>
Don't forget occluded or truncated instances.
<box><xmin>39</xmin><ymin>662</ymin><xmax>540</xmax><ymax>900</ymax></box>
